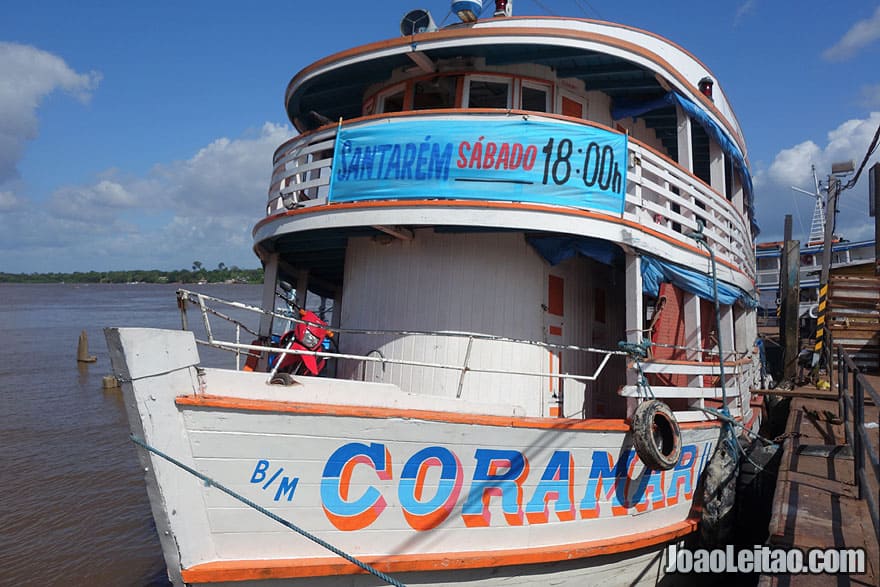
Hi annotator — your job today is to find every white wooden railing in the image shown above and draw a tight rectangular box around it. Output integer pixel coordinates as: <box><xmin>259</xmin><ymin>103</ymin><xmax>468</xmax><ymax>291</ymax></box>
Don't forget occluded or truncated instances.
<box><xmin>266</xmin><ymin>113</ymin><xmax>755</xmax><ymax>281</ymax></box>
<box><xmin>176</xmin><ymin>289</ymin><xmax>757</xmax><ymax>422</ymax></box>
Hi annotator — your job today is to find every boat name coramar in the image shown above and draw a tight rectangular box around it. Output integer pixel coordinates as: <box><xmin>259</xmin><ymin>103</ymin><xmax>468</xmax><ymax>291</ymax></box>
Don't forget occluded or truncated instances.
<box><xmin>248</xmin><ymin>441</ymin><xmax>711</xmax><ymax>532</ymax></box>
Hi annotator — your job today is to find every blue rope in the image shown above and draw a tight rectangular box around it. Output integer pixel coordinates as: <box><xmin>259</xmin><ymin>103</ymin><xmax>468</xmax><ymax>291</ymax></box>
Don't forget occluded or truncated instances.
<box><xmin>618</xmin><ymin>339</ymin><xmax>655</xmax><ymax>399</ymax></box>
<box><xmin>130</xmin><ymin>435</ymin><xmax>406</xmax><ymax>587</ymax></box>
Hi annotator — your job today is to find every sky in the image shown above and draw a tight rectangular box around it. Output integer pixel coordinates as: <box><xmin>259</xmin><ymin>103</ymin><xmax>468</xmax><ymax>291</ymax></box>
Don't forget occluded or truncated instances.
<box><xmin>1</xmin><ymin>1</ymin><xmax>879</xmax><ymax>273</ymax></box>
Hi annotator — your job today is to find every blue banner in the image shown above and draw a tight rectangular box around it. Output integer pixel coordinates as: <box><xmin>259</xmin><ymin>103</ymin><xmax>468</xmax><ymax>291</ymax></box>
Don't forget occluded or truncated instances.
<box><xmin>328</xmin><ymin>118</ymin><xmax>628</xmax><ymax>214</ymax></box>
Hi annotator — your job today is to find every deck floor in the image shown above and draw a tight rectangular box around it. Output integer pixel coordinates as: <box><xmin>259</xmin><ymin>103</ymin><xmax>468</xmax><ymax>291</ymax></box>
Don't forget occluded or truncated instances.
<box><xmin>758</xmin><ymin>373</ymin><xmax>879</xmax><ymax>587</ymax></box>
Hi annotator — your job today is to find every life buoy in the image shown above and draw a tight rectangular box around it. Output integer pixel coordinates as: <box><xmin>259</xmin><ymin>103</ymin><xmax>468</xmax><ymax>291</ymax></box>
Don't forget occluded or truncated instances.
<box><xmin>630</xmin><ymin>399</ymin><xmax>681</xmax><ymax>470</ymax></box>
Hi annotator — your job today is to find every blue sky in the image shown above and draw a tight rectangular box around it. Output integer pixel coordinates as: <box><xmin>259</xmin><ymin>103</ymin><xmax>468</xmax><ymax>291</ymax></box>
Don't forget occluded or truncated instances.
<box><xmin>2</xmin><ymin>1</ymin><xmax>879</xmax><ymax>273</ymax></box>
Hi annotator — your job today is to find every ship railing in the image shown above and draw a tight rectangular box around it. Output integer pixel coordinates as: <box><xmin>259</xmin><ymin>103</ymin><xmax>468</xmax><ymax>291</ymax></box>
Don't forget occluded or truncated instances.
<box><xmin>620</xmin><ymin>350</ymin><xmax>755</xmax><ymax>422</ymax></box>
<box><xmin>176</xmin><ymin>288</ymin><xmax>627</xmax><ymax>385</ymax></box>
<box><xmin>835</xmin><ymin>344</ymin><xmax>880</xmax><ymax>545</ymax></box>
<box><xmin>266</xmin><ymin>113</ymin><xmax>755</xmax><ymax>280</ymax></box>
<box><xmin>177</xmin><ymin>289</ymin><xmax>753</xmax><ymax>419</ymax></box>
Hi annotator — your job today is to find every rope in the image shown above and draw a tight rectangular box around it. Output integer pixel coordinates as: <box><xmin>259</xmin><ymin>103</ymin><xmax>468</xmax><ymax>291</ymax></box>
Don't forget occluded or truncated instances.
<box><xmin>129</xmin><ymin>435</ymin><xmax>406</xmax><ymax>587</ymax></box>
<box><xmin>619</xmin><ymin>340</ymin><xmax>655</xmax><ymax>400</ymax></box>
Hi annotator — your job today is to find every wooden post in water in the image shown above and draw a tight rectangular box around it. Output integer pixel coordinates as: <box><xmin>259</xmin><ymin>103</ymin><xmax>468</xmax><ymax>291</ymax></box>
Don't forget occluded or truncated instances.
<box><xmin>77</xmin><ymin>329</ymin><xmax>98</xmax><ymax>363</ymax></box>
<box><xmin>780</xmin><ymin>216</ymin><xmax>800</xmax><ymax>381</ymax></box>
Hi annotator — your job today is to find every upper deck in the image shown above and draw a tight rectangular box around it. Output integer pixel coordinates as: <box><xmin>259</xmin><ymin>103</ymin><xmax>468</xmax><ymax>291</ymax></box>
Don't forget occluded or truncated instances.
<box><xmin>255</xmin><ymin>13</ymin><xmax>757</xmax><ymax>296</ymax></box>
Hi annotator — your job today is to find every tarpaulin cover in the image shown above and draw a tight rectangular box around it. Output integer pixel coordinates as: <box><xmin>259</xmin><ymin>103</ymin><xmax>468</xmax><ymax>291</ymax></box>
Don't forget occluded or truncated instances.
<box><xmin>641</xmin><ymin>255</ymin><xmax>757</xmax><ymax>308</ymax></box>
<box><xmin>527</xmin><ymin>235</ymin><xmax>757</xmax><ymax>308</ymax></box>
<box><xmin>612</xmin><ymin>92</ymin><xmax>758</xmax><ymax>235</ymax></box>
<box><xmin>527</xmin><ymin>235</ymin><xmax>623</xmax><ymax>267</ymax></box>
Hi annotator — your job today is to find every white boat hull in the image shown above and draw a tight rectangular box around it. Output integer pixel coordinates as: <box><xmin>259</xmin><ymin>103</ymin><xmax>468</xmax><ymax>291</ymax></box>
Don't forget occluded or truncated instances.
<box><xmin>108</xmin><ymin>327</ymin><xmax>724</xmax><ymax>586</ymax></box>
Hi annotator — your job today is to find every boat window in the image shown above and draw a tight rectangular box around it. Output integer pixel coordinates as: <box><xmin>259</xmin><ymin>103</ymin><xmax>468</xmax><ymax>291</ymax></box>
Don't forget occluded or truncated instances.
<box><xmin>757</xmin><ymin>257</ymin><xmax>778</xmax><ymax>271</ymax></box>
<box><xmin>559</xmin><ymin>92</ymin><xmax>587</xmax><ymax>118</ymax></box>
<box><xmin>521</xmin><ymin>84</ymin><xmax>549</xmax><ymax>112</ymax></box>
<box><xmin>466</xmin><ymin>77</ymin><xmax>511</xmax><ymax>109</ymax></box>
<box><xmin>379</xmin><ymin>87</ymin><xmax>406</xmax><ymax>113</ymax></box>
<box><xmin>413</xmin><ymin>76</ymin><xmax>457</xmax><ymax>110</ymax></box>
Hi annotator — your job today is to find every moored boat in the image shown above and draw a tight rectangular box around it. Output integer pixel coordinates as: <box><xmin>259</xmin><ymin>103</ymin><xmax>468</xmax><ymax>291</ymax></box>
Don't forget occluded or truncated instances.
<box><xmin>107</xmin><ymin>3</ymin><xmax>763</xmax><ymax>585</ymax></box>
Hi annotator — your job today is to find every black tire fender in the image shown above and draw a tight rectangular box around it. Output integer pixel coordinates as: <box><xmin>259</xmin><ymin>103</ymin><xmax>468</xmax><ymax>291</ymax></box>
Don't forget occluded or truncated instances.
<box><xmin>269</xmin><ymin>372</ymin><xmax>296</xmax><ymax>386</ymax></box>
<box><xmin>630</xmin><ymin>399</ymin><xmax>682</xmax><ymax>470</ymax></box>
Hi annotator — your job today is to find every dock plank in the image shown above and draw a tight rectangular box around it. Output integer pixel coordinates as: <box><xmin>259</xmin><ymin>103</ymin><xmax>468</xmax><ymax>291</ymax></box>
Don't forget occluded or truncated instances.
<box><xmin>759</xmin><ymin>385</ymin><xmax>879</xmax><ymax>587</ymax></box>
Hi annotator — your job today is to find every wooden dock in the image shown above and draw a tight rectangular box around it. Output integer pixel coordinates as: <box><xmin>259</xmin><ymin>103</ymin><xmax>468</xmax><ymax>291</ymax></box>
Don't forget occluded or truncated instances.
<box><xmin>758</xmin><ymin>374</ymin><xmax>879</xmax><ymax>586</ymax></box>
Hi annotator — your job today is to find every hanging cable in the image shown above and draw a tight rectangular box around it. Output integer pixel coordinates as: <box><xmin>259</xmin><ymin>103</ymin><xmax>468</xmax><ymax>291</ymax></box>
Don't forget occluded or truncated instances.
<box><xmin>843</xmin><ymin>121</ymin><xmax>880</xmax><ymax>190</ymax></box>
<box><xmin>130</xmin><ymin>436</ymin><xmax>406</xmax><ymax>587</ymax></box>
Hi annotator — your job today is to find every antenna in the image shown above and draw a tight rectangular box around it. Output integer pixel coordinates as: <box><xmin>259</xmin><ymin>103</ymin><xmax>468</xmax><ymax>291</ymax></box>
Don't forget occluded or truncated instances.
<box><xmin>790</xmin><ymin>165</ymin><xmax>825</xmax><ymax>245</ymax></box>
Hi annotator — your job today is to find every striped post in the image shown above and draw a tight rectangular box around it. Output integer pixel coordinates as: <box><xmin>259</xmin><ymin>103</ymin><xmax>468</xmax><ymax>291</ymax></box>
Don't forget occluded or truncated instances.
<box><xmin>811</xmin><ymin>283</ymin><xmax>828</xmax><ymax>367</ymax></box>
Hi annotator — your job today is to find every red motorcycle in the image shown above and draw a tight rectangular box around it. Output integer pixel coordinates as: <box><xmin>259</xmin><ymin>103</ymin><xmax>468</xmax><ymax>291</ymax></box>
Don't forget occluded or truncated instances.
<box><xmin>273</xmin><ymin>309</ymin><xmax>332</xmax><ymax>375</ymax></box>
<box><xmin>243</xmin><ymin>283</ymin><xmax>333</xmax><ymax>376</ymax></box>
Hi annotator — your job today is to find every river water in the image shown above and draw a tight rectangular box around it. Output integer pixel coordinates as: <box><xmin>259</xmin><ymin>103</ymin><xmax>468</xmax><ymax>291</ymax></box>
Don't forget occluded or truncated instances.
<box><xmin>0</xmin><ymin>283</ymin><xmax>262</xmax><ymax>586</ymax></box>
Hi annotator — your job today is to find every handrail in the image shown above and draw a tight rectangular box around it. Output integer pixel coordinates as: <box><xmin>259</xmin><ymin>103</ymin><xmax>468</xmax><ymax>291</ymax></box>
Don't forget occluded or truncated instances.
<box><xmin>835</xmin><ymin>344</ymin><xmax>880</xmax><ymax>545</ymax></box>
<box><xmin>175</xmin><ymin>289</ymin><xmax>754</xmax><ymax>417</ymax></box>
<box><xmin>265</xmin><ymin>112</ymin><xmax>755</xmax><ymax>281</ymax></box>
<box><xmin>177</xmin><ymin>289</ymin><xmax>624</xmax><ymax>387</ymax></box>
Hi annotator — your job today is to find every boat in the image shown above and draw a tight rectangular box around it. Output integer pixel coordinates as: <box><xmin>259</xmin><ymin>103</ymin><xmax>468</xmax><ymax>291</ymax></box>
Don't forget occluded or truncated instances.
<box><xmin>757</xmin><ymin>239</ymin><xmax>876</xmax><ymax>319</ymax></box>
<box><xmin>755</xmin><ymin>166</ymin><xmax>876</xmax><ymax>320</ymax></box>
<box><xmin>107</xmin><ymin>2</ymin><xmax>763</xmax><ymax>585</ymax></box>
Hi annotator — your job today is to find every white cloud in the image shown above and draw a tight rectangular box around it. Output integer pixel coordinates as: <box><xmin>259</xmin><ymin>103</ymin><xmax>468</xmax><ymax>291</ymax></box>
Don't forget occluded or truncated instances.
<box><xmin>756</xmin><ymin>112</ymin><xmax>880</xmax><ymax>241</ymax></box>
<box><xmin>823</xmin><ymin>5</ymin><xmax>880</xmax><ymax>62</ymax></box>
<box><xmin>0</xmin><ymin>42</ymin><xmax>101</xmax><ymax>184</ymax></box>
<box><xmin>0</xmin><ymin>122</ymin><xmax>291</xmax><ymax>272</ymax></box>
<box><xmin>734</xmin><ymin>0</ymin><xmax>757</xmax><ymax>26</ymax></box>
<box><xmin>0</xmin><ymin>190</ymin><xmax>21</xmax><ymax>211</ymax></box>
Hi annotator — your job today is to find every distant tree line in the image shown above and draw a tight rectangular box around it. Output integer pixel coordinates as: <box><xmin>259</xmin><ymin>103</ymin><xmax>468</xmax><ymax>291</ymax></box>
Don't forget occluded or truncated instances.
<box><xmin>0</xmin><ymin>261</ymin><xmax>263</xmax><ymax>284</ymax></box>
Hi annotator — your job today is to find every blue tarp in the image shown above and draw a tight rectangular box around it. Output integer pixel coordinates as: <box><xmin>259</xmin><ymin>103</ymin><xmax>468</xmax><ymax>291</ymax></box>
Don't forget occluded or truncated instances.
<box><xmin>527</xmin><ymin>235</ymin><xmax>623</xmax><ymax>267</ymax></box>
<box><xmin>527</xmin><ymin>236</ymin><xmax>757</xmax><ymax>308</ymax></box>
<box><xmin>641</xmin><ymin>255</ymin><xmax>758</xmax><ymax>308</ymax></box>
<box><xmin>612</xmin><ymin>91</ymin><xmax>758</xmax><ymax>236</ymax></box>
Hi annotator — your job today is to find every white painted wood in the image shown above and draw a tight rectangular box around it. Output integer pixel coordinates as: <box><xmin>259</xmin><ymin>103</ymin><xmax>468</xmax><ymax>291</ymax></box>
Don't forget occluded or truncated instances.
<box><xmin>636</xmin><ymin>360</ymin><xmax>750</xmax><ymax>375</ymax></box>
<box><xmin>257</xmin><ymin>254</ymin><xmax>278</xmax><ymax>342</ymax></box>
<box><xmin>140</xmin><ymin>374</ymin><xmax>718</xmax><ymax>557</ymax></box>
<box><xmin>110</xmin><ymin>327</ymin><xmax>724</xmax><ymax>586</ymax></box>
<box><xmin>709</xmin><ymin>140</ymin><xmax>725</xmax><ymax>195</ymax></box>
<box><xmin>620</xmin><ymin>384</ymin><xmax>732</xmax><ymax>398</ymax></box>
<box><xmin>105</xmin><ymin>328</ymin><xmax>215</xmax><ymax>582</ymax></box>
<box><xmin>676</xmin><ymin>104</ymin><xmax>693</xmax><ymax>173</ymax></box>
<box><xmin>337</xmin><ymin>230</ymin><xmax>548</xmax><ymax>415</ymax></box>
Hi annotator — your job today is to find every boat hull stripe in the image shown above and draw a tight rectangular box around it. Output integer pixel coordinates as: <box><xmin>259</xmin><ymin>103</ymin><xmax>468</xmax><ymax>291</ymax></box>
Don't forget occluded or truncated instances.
<box><xmin>174</xmin><ymin>394</ymin><xmax>723</xmax><ymax>431</ymax></box>
<box><xmin>180</xmin><ymin>516</ymin><xmax>699</xmax><ymax>582</ymax></box>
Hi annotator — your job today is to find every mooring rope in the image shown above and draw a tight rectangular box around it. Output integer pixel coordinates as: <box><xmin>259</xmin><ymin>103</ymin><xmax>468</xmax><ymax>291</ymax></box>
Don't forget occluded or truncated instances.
<box><xmin>618</xmin><ymin>339</ymin><xmax>656</xmax><ymax>400</ymax></box>
<box><xmin>129</xmin><ymin>435</ymin><xmax>406</xmax><ymax>587</ymax></box>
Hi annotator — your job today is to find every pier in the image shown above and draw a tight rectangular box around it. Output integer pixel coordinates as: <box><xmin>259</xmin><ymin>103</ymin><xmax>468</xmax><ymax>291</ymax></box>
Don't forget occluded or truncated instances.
<box><xmin>757</xmin><ymin>360</ymin><xmax>879</xmax><ymax>586</ymax></box>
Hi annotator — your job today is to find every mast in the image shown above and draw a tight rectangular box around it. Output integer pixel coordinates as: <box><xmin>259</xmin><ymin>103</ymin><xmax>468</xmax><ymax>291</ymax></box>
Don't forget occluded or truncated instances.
<box><xmin>791</xmin><ymin>165</ymin><xmax>825</xmax><ymax>245</ymax></box>
<box><xmin>808</xmin><ymin>166</ymin><xmax>825</xmax><ymax>244</ymax></box>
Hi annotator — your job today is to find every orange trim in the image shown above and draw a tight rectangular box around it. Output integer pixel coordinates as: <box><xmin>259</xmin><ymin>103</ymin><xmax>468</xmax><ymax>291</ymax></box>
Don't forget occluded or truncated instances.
<box><xmin>285</xmin><ymin>24</ymin><xmax>746</xmax><ymax>155</ymax></box>
<box><xmin>174</xmin><ymin>394</ymin><xmax>722</xmax><ymax>431</ymax></box>
<box><xmin>180</xmin><ymin>516</ymin><xmax>699</xmax><ymax>583</ymax></box>
<box><xmin>253</xmin><ymin>199</ymin><xmax>752</xmax><ymax>283</ymax></box>
<box><xmin>549</xmin><ymin>325</ymin><xmax>563</xmax><ymax>336</ymax></box>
